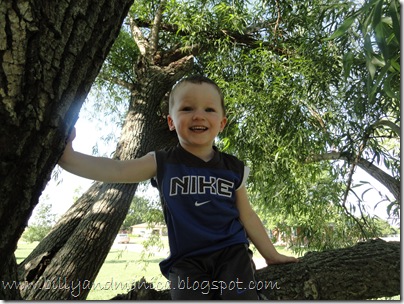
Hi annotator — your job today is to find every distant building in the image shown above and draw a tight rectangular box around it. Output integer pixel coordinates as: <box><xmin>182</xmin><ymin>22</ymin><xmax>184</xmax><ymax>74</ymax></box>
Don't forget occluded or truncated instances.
<box><xmin>131</xmin><ymin>223</ymin><xmax>167</xmax><ymax>236</ymax></box>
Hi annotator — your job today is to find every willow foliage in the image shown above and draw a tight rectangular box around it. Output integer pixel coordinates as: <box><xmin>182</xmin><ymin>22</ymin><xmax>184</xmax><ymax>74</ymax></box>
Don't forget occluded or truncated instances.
<box><xmin>96</xmin><ymin>0</ymin><xmax>400</xmax><ymax>251</ymax></box>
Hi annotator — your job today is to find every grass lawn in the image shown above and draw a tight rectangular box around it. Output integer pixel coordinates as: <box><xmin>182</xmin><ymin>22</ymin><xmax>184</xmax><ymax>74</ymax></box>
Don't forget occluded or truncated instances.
<box><xmin>15</xmin><ymin>238</ymin><xmax>297</xmax><ymax>300</ymax></box>
<box><xmin>86</xmin><ymin>247</ymin><xmax>167</xmax><ymax>300</ymax></box>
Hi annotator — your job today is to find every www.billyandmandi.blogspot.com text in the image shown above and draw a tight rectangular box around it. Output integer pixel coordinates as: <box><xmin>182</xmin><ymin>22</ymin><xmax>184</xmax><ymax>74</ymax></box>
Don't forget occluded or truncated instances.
<box><xmin>2</xmin><ymin>276</ymin><xmax>280</xmax><ymax>298</ymax></box>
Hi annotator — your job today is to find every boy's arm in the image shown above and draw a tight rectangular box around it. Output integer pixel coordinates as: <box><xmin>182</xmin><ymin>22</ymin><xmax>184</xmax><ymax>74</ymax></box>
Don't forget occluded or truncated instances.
<box><xmin>236</xmin><ymin>185</ymin><xmax>299</xmax><ymax>265</ymax></box>
<box><xmin>58</xmin><ymin>128</ymin><xmax>156</xmax><ymax>183</ymax></box>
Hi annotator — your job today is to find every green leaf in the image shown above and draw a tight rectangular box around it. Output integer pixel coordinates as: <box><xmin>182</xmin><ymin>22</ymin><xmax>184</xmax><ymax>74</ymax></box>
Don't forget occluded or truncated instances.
<box><xmin>371</xmin><ymin>0</ymin><xmax>383</xmax><ymax>30</ymax></box>
<box><xmin>384</xmin><ymin>73</ymin><xmax>400</xmax><ymax>100</ymax></box>
<box><xmin>374</xmin><ymin>22</ymin><xmax>389</xmax><ymax>60</ymax></box>
<box><xmin>343</xmin><ymin>51</ymin><xmax>354</xmax><ymax>79</ymax></box>
<box><xmin>324</xmin><ymin>14</ymin><xmax>357</xmax><ymax>41</ymax></box>
<box><xmin>389</xmin><ymin>0</ymin><xmax>400</xmax><ymax>42</ymax></box>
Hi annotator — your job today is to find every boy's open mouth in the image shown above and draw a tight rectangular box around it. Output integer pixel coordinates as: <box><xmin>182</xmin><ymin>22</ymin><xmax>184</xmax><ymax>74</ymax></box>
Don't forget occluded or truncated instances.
<box><xmin>190</xmin><ymin>126</ymin><xmax>208</xmax><ymax>131</ymax></box>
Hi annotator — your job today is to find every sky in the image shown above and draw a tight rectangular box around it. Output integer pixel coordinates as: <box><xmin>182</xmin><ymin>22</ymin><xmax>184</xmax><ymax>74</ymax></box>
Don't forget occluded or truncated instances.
<box><xmin>35</xmin><ymin>100</ymin><xmax>397</xmax><ymax>228</ymax></box>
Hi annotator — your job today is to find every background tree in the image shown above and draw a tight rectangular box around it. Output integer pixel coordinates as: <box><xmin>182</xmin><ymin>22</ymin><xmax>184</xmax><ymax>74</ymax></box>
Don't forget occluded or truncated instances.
<box><xmin>122</xmin><ymin>194</ymin><xmax>158</xmax><ymax>229</ymax></box>
<box><xmin>22</xmin><ymin>200</ymin><xmax>57</xmax><ymax>243</ymax></box>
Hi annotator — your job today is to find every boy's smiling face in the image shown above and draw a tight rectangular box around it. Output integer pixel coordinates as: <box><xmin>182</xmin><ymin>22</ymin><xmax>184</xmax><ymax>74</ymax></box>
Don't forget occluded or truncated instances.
<box><xmin>167</xmin><ymin>81</ymin><xmax>227</xmax><ymax>154</ymax></box>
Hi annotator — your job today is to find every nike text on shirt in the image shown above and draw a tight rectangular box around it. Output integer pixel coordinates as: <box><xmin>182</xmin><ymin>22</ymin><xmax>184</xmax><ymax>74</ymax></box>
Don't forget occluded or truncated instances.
<box><xmin>169</xmin><ymin>175</ymin><xmax>234</xmax><ymax>198</ymax></box>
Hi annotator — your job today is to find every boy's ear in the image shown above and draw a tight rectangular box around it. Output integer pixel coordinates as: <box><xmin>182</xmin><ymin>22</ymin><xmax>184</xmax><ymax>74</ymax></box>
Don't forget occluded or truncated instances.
<box><xmin>167</xmin><ymin>115</ymin><xmax>175</xmax><ymax>131</ymax></box>
<box><xmin>220</xmin><ymin>117</ymin><xmax>228</xmax><ymax>131</ymax></box>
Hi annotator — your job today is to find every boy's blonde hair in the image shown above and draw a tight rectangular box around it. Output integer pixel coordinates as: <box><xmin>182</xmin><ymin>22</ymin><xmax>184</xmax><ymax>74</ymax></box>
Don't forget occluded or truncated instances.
<box><xmin>168</xmin><ymin>75</ymin><xmax>225</xmax><ymax>116</ymax></box>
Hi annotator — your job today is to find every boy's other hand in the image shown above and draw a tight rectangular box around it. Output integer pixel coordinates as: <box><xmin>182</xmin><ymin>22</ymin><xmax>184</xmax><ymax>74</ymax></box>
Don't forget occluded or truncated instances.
<box><xmin>266</xmin><ymin>253</ymin><xmax>300</xmax><ymax>265</ymax></box>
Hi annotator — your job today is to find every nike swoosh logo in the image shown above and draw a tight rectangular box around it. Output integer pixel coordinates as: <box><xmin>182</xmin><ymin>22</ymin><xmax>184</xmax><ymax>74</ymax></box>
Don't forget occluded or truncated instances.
<box><xmin>195</xmin><ymin>200</ymin><xmax>211</xmax><ymax>207</ymax></box>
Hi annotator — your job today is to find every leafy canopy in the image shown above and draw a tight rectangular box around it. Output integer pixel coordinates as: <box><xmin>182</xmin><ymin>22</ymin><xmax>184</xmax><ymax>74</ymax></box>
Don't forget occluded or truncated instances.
<box><xmin>94</xmin><ymin>0</ymin><xmax>399</xmax><ymax>251</ymax></box>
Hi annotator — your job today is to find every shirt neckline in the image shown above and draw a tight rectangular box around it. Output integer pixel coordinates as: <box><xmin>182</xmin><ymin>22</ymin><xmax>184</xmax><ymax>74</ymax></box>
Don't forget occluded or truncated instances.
<box><xmin>177</xmin><ymin>144</ymin><xmax>220</xmax><ymax>166</ymax></box>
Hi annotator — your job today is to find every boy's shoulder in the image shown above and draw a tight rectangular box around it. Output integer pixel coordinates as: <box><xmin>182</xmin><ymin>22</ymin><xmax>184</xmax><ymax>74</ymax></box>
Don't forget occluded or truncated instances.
<box><xmin>217</xmin><ymin>149</ymin><xmax>245</xmax><ymax>172</ymax></box>
<box><xmin>218</xmin><ymin>148</ymin><xmax>242</xmax><ymax>162</ymax></box>
<box><xmin>154</xmin><ymin>145</ymin><xmax>180</xmax><ymax>159</ymax></box>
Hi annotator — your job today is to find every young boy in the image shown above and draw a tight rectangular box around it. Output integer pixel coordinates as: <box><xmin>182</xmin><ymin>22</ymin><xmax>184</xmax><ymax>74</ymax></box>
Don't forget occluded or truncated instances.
<box><xmin>59</xmin><ymin>75</ymin><xmax>298</xmax><ymax>300</ymax></box>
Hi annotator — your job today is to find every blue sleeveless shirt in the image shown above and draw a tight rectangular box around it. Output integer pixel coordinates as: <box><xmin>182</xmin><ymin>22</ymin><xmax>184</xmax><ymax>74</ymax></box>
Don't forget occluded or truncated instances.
<box><xmin>151</xmin><ymin>145</ymin><xmax>249</xmax><ymax>278</ymax></box>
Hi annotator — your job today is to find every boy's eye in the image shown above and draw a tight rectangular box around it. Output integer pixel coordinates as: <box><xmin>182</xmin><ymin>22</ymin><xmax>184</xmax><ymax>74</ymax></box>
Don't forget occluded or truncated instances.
<box><xmin>181</xmin><ymin>107</ymin><xmax>192</xmax><ymax>111</ymax></box>
<box><xmin>206</xmin><ymin>108</ymin><xmax>216</xmax><ymax>112</ymax></box>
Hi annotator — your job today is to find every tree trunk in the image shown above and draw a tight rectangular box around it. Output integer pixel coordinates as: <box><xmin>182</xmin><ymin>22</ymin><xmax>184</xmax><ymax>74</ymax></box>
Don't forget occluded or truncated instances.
<box><xmin>13</xmin><ymin>2</ymin><xmax>194</xmax><ymax>299</ymax></box>
<box><xmin>0</xmin><ymin>255</ymin><xmax>21</xmax><ymax>300</ymax></box>
<box><xmin>18</xmin><ymin>60</ymin><xmax>192</xmax><ymax>300</ymax></box>
<box><xmin>0</xmin><ymin>0</ymin><xmax>133</xmax><ymax>299</ymax></box>
<box><xmin>111</xmin><ymin>239</ymin><xmax>400</xmax><ymax>300</ymax></box>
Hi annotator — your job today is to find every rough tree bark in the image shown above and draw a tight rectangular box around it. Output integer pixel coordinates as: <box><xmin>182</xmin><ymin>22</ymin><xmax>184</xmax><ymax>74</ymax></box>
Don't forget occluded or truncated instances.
<box><xmin>0</xmin><ymin>0</ymin><xmax>133</xmax><ymax>299</ymax></box>
<box><xmin>17</xmin><ymin>1</ymin><xmax>195</xmax><ymax>298</ymax></box>
<box><xmin>18</xmin><ymin>62</ymin><xmax>192</xmax><ymax>300</ymax></box>
<box><xmin>111</xmin><ymin>239</ymin><xmax>400</xmax><ymax>300</ymax></box>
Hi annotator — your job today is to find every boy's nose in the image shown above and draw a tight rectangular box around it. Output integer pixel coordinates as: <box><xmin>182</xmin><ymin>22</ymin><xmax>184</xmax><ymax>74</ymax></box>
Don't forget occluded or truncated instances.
<box><xmin>192</xmin><ymin>109</ymin><xmax>205</xmax><ymax>120</ymax></box>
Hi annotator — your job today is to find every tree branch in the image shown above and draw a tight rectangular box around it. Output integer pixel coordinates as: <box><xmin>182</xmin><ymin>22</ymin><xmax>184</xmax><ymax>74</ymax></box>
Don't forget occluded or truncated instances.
<box><xmin>372</xmin><ymin>119</ymin><xmax>400</xmax><ymax>136</ymax></box>
<box><xmin>149</xmin><ymin>0</ymin><xmax>167</xmax><ymax>56</ymax></box>
<box><xmin>306</xmin><ymin>152</ymin><xmax>400</xmax><ymax>202</ymax></box>
<box><xmin>133</xmin><ymin>18</ymin><xmax>291</xmax><ymax>56</ymax></box>
<box><xmin>106</xmin><ymin>76</ymin><xmax>135</xmax><ymax>91</ymax></box>
<box><xmin>155</xmin><ymin>45</ymin><xmax>201</xmax><ymax>66</ymax></box>
<box><xmin>256</xmin><ymin>239</ymin><xmax>400</xmax><ymax>300</ymax></box>
<box><xmin>110</xmin><ymin>239</ymin><xmax>400</xmax><ymax>300</ymax></box>
<box><xmin>129</xmin><ymin>16</ymin><xmax>149</xmax><ymax>56</ymax></box>
<box><xmin>273</xmin><ymin>0</ymin><xmax>281</xmax><ymax>38</ymax></box>
<box><xmin>358</xmin><ymin>158</ymin><xmax>400</xmax><ymax>201</ymax></box>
